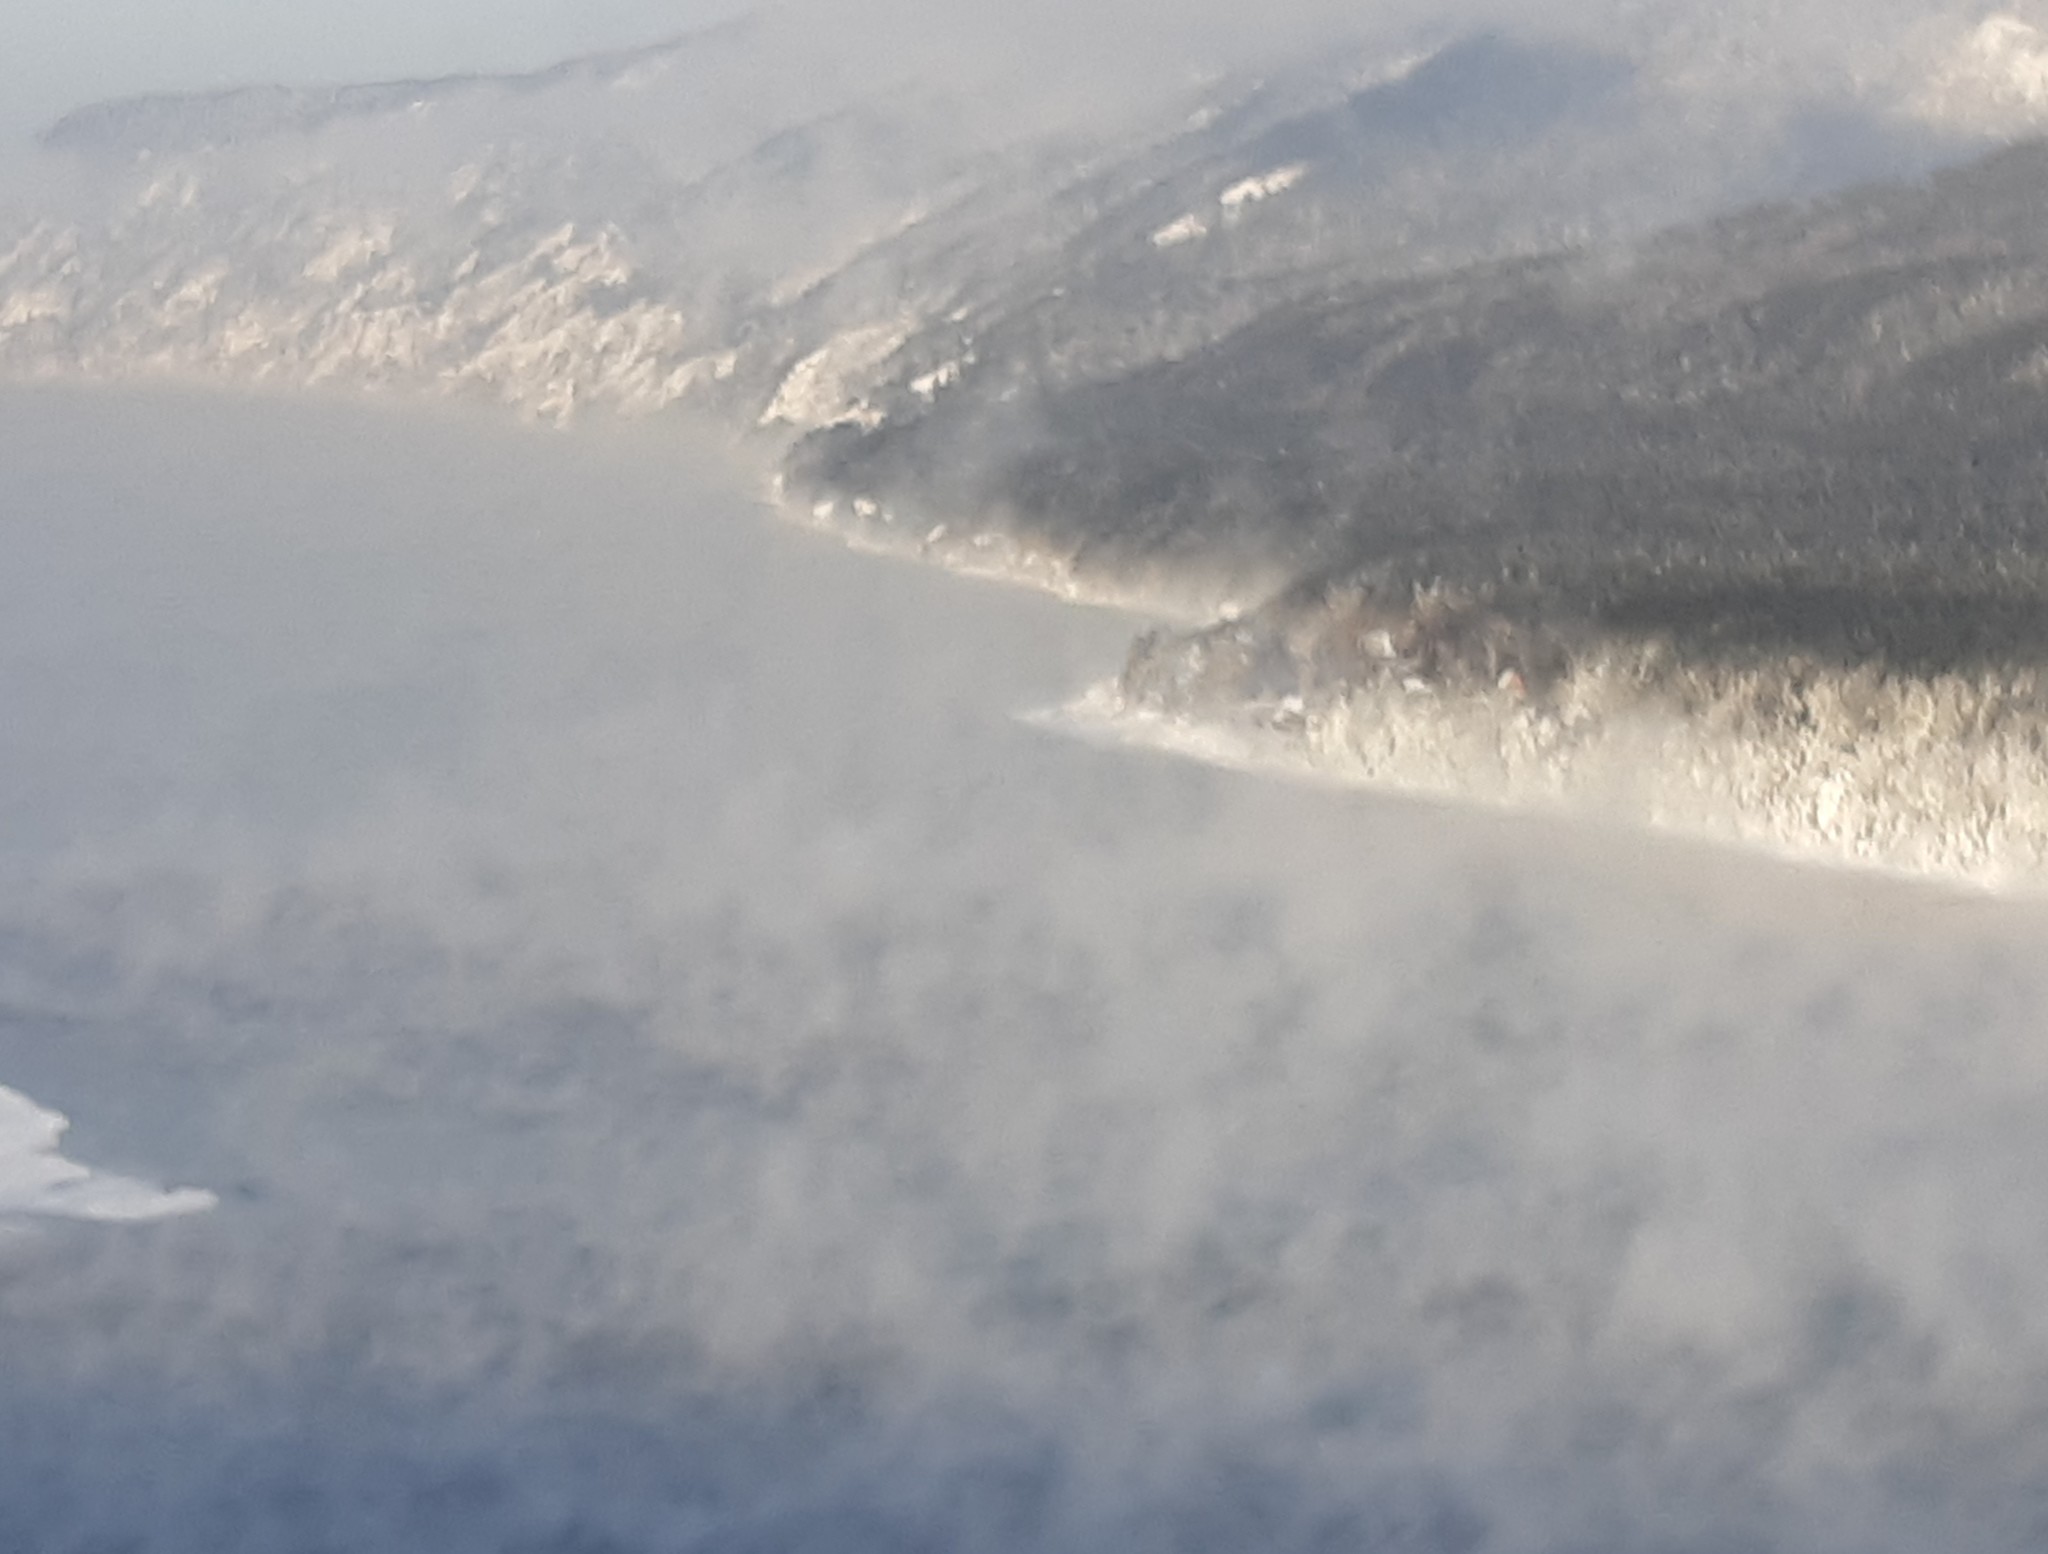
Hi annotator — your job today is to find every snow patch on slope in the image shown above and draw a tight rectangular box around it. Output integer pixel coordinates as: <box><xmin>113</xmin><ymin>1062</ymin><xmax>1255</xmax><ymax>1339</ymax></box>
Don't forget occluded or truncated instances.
<box><xmin>1220</xmin><ymin>164</ymin><xmax>1309</xmax><ymax>212</ymax></box>
<box><xmin>910</xmin><ymin>357</ymin><xmax>966</xmax><ymax>399</ymax></box>
<box><xmin>1151</xmin><ymin>212</ymin><xmax>1210</xmax><ymax>248</ymax></box>
<box><xmin>1151</xmin><ymin>165</ymin><xmax>1308</xmax><ymax>249</ymax></box>
<box><xmin>759</xmin><ymin>321</ymin><xmax>911</xmax><ymax>430</ymax></box>
<box><xmin>1912</xmin><ymin>12</ymin><xmax>2048</xmax><ymax>133</ymax></box>
<box><xmin>303</xmin><ymin>218</ymin><xmax>398</xmax><ymax>284</ymax></box>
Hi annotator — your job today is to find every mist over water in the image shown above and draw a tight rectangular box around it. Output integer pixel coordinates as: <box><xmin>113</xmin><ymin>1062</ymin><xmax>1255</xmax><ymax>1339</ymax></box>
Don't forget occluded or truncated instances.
<box><xmin>5</xmin><ymin>388</ymin><xmax>2048</xmax><ymax>1550</ymax></box>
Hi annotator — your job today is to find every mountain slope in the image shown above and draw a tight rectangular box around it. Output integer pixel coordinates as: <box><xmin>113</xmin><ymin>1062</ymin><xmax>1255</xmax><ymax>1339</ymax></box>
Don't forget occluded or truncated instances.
<box><xmin>14</xmin><ymin>11</ymin><xmax>2048</xmax><ymax>878</ymax></box>
<box><xmin>0</xmin><ymin>15</ymin><xmax>2003</xmax><ymax>434</ymax></box>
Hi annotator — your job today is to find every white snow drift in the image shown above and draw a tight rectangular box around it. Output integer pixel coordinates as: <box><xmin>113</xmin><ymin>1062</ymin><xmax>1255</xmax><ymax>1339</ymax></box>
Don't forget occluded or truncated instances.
<box><xmin>0</xmin><ymin>1084</ymin><xmax>214</xmax><ymax>1225</ymax></box>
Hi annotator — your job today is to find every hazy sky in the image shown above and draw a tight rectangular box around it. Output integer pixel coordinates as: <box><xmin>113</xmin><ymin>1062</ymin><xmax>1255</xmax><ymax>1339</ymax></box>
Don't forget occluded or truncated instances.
<box><xmin>6</xmin><ymin>0</ymin><xmax>743</xmax><ymax>143</ymax></box>
<box><xmin>1</xmin><ymin>0</ymin><xmax>1487</xmax><ymax>149</ymax></box>
<box><xmin>15</xmin><ymin>0</ymin><xmax>1992</xmax><ymax>158</ymax></box>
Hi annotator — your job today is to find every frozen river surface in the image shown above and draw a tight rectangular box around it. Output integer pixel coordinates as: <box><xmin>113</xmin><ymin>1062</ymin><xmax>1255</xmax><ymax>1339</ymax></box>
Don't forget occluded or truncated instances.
<box><xmin>5</xmin><ymin>388</ymin><xmax>2048</xmax><ymax>1551</ymax></box>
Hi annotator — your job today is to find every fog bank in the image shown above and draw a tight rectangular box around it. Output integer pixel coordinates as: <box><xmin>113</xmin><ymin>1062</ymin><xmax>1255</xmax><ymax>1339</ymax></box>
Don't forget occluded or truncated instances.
<box><xmin>2</xmin><ymin>388</ymin><xmax>2048</xmax><ymax>1550</ymax></box>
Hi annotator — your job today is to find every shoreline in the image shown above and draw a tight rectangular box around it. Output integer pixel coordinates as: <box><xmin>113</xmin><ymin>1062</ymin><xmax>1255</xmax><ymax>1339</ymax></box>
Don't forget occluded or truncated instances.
<box><xmin>12</xmin><ymin>367</ymin><xmax>2045</xmax><ymax>894</ymax></box>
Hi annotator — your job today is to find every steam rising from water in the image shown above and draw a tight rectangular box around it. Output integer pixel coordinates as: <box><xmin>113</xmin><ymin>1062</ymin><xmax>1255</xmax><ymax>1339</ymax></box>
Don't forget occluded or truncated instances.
<box><xmin>7</xmin><ymin>388</ymin><xmax>2048</xmax><ymax>1550</ymax></box>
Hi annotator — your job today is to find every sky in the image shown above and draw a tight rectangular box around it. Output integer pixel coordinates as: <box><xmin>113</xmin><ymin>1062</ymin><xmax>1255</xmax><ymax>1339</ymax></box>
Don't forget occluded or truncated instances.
<box><xmin>4</xmin><ymin>0</ymin><xmax>745</xmax><ymax>144</ymax></box>
<box><xmin>0</xmin><ymin>0</ymin><xmax>1527</xmax><ymax>149</ymax></box>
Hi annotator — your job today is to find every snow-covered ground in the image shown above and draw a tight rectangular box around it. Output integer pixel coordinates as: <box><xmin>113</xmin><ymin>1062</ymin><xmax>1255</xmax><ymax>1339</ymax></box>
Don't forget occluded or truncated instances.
<box><xmin>0</xmin><ymin>1084</ymin><xmax>213</xmax><ymax>1224</ymax></box>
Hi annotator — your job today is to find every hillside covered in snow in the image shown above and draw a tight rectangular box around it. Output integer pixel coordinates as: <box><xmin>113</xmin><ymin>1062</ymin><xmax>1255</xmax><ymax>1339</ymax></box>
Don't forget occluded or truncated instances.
<box><xmin>17</xmin><ymin>5</ymin><xmax>2048</xmax><ymax>878</ymax></box>
<box><xmin>7</xmin><ymin>5</ymin><xmax>2038</xmax><ymax>436</ymax></box>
